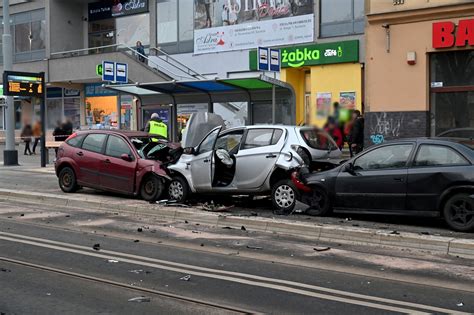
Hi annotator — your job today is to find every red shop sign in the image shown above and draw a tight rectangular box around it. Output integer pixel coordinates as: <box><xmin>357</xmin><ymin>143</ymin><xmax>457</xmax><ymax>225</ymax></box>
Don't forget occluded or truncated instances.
<box><xmin>432</xmin><ymin>19</ymin><xmax>474</xmax><ymax>49</ymax></box>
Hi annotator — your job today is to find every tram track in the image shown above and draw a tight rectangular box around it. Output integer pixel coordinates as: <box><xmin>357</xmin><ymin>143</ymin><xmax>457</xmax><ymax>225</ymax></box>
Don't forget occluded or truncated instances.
<box><xmin>0</xmin><ymin>256</ymin><xmax>254</xmax><ymax>314</ymax></box>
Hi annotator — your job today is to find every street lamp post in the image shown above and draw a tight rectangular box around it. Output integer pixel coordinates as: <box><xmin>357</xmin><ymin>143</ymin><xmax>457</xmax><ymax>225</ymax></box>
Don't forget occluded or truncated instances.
<box><xmin>2</xmin><ymin>0</ymin><xmax>17</xmax><ymax>165</ymax></box>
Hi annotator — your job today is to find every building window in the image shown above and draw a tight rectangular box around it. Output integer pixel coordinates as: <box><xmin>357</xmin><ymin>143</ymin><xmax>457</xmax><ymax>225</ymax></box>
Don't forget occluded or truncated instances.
<box><xmin>320</xmin><ymin>0</ymin><xmax>365</xmax><ymax>37</ymax></box>
<box><xmin>0</xmin><ymin>9</ymin><xmax>46</xmax><ymax>63</ymax></box>
<box><xmin>116</xmin><ymin>13</ymin><xmax>150</xmax><ymax>48</ymax></box>
<box><xmin>430</xmin><ymin>51</ymin><xmax>474</xmax><ymax>136</ymax></box>
<box><xmin>156</xmin><ymin>0</ymin><xmax>193</xmax><ymax>53</ymax></box>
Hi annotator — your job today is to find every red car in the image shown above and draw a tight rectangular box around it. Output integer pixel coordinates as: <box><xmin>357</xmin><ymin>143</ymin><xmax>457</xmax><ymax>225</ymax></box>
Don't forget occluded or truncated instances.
<box><xmin>55</xmin><ymin>130</ymin><xmax>181</xmax><ymax>201</ymax></box>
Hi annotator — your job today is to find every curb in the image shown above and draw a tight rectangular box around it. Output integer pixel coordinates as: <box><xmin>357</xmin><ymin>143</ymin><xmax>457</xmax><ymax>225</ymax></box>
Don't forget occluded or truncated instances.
<box><xmin>0</xmin><ymin>189</ymin><xmax>473</xmax><ymax>259</ymax></box>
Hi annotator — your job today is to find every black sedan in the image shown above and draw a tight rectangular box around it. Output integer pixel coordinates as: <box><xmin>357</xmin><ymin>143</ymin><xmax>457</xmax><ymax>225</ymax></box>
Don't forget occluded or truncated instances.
<box><xmin>292</xmin><ymin>138</ymin><xmax>474</xmax><ymax>231</ymax></box>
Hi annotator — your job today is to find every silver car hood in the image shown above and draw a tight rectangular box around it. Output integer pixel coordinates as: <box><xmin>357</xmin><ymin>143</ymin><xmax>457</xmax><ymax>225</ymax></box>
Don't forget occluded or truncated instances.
<box><xmin>182</xmin><ymin>112</ymin><xmax>225</xmax><ymax>148</ymax></box>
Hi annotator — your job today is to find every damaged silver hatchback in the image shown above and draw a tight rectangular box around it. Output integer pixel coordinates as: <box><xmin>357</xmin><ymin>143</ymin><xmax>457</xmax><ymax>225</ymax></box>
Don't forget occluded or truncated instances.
<box><xmin>166</xmin><ymin>114</ymin><xmax>341</xmax><ymax>213</ymax></box>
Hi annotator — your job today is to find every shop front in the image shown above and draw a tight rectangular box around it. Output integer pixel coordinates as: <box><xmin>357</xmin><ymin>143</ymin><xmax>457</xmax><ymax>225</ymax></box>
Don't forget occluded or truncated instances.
<box><xmin>365</xmin><ymin>3</ymin><xmax>474</xmax><ymax>145</ymax></box>
<box><xmin>85</xmin><ymin>83</ymin><xmax>119</xmax><ymax>129</ymax></box>
<box><xmin>88</xmin><ymin>0</ymin><xmax>150</xmax><ymax>50</ymax></box>
<box><xmin>250</xmin><ymin>40</ymin><xmax>362</xmax><ymax>127</ymax></box>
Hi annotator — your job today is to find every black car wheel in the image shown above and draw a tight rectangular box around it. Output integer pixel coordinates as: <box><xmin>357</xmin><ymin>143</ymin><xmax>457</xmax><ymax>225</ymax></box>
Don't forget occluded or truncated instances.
<box><xmin>305</xmin><ymin>186</ymin><xmax>331</xmax><ymax>216</ymax></box>
<box><xmin>58</xmin><ymin>167</ymin><xmax>79</xmax><ymax>193</ymax></box>
<box><xmin>140</xmin><ymin>175</ymin><xmax>164</xmax><ymax>202</ymax></box>
<box><xmin>443</xmin><ymin>193</ymin><xmax>474</xmax><ymax>232</ymax></box>
<box><xmin>272</xmin><ymin>180</ymin><xmax>300</xmax><ymax>215</ymax></box>
<box><xmin>167</xmin><ymin>176</ymin><xmax>190</xmax><ymax>203</ymax></box>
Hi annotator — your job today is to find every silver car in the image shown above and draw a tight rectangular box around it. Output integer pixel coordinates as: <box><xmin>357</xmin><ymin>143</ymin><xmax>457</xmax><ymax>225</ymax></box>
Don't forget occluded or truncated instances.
<box><xmin>167</xmin><ymin>124</ymin><xmax>341</xmax><ymax>213</ymax></box>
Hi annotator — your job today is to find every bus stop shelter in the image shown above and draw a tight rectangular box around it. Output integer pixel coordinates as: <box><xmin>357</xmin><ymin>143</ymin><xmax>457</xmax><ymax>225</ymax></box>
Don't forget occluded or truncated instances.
<box><xmin>105</xmin><ymin>75</ymin><xmax>295</xmax><ymax>141</ymax></box>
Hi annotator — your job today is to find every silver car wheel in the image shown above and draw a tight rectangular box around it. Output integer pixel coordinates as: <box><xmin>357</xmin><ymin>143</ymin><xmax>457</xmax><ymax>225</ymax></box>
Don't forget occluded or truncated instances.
<box><xmin>274</xmin><ymin>184</ymin><xmax>295</xmax><ymax>208</ymax></box>
<box><xmin>169</xmin><ymin>181</ymin><xmax>184</xmax><ymax>200</ymax></box>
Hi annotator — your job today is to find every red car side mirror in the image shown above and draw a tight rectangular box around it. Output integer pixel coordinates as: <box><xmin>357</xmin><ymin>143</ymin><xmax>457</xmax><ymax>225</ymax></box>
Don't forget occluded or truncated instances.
<box><xmin>121</xmin><ymin>154</ymin><xmax>133</xmax><ymax>162</ymax></box>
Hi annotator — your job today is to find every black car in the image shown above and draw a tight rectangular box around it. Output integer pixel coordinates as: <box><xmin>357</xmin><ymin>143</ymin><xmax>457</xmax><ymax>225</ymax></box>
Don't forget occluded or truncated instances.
<box><xmin>292</xmin><ymin>138</ymin><xmax>474</xmax><ymax>232</ymax></box>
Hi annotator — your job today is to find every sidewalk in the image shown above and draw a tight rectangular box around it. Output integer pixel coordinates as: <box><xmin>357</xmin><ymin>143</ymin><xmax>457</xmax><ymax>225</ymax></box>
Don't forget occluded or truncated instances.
<box><xmin>0</xmin><ymin>144</ymin><xmax>57</xmax><ymax>167</ymax></box>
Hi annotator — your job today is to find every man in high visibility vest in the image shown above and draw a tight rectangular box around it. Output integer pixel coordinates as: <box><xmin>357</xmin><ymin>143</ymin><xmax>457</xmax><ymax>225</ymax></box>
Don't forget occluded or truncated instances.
<box><xmin>145</xmin><ymin>113</ymin><xmax>167</xmax><ymax>141</ymax></box>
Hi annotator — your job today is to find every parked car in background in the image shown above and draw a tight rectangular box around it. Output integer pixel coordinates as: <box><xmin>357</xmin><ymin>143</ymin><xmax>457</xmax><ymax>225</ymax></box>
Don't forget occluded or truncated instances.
<box><xmin>292</xmin><ymin>138</ymin><xmax>474</xmax><ymax>231</ymax></box>
<box><xmin>437</xmin><ymin>128</ymin><xmax>474</xmax><ymax>139</ymax></box>
<box><xmin>437</xmin><ymin>128</ymin><xmax>474</xmax><ymax>148</ymax></box>
<box><xmin>167</xmin><ymin>125</ymin><xmax>339</xmax><ymax>213</ymax></box>
<box><xmin>55</xmin><ymin>130</ymin><xmax>181</xmax><ymax>201</ymax></box>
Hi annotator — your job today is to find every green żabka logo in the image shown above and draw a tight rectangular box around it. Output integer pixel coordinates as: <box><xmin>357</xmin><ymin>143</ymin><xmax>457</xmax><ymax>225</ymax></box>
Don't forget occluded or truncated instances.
<box><xmin>281</xmin><ymin>48</ymin><xmax>320</xmax><ymax>68</ymax></box>
<box><xmin>281</xmin><ymin>46</ymin><xmax>344</xmax><ymax>67</ymax></box>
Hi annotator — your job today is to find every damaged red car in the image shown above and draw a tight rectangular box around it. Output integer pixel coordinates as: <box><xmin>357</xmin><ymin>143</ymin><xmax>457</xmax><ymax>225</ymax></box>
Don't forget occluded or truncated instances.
<box><xmin>55</xmin><ymin>130</ymin><xmax>182</xmax><ymax>201</ymax></box>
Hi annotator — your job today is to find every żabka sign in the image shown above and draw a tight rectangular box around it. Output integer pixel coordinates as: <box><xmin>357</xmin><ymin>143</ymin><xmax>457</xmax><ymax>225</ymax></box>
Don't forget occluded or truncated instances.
<box><xmin>433</xmin><ymin>19</ymin><xmax>474</xmax><ymax>48</ymax></box>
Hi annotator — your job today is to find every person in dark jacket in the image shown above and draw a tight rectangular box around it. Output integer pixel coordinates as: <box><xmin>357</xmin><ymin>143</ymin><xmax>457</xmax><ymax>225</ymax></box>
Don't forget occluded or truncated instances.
<box><xmin>348</xmin><ymin>110</ymin><xmax>364</xmax><ymax>157</ymax></box>
<box><xmin>20</xmin><ymin>124</ymin><xmax>33</xmax><ymax>155</ymax></box>
<box><xmin>136</xmin><ymin>41</ymin><xmax>146</xmax><ymax>63</ymax></box>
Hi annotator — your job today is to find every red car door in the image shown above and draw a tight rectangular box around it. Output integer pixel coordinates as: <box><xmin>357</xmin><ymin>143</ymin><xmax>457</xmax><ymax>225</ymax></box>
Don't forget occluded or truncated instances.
<box><xmin>99</xmin><ymin>135</ymin><xmax>136</xmax><ymax>194</ymax></box>
<box><xmin>76</xmin><ymin>133</ymin><xmax>108</xmax><ymax>187</ymax></box>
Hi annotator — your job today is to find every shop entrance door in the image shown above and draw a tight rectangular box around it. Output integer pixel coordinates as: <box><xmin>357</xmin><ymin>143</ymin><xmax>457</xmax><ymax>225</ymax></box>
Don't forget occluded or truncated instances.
<box><xmin>430</xmin><ymin>51</ymin><xmax>474</xmax><ymax>136</ymax></box>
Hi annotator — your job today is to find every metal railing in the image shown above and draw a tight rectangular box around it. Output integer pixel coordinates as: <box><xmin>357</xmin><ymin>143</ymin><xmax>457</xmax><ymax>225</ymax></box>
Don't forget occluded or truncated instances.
<box><xmin>50</xmin><ymin>44</ymin><xmax>195</xmax><ymax>81</ymax></box>
<box><xmin>49</xmin><ymin>44</ymin><xmax>242</xmax><ymax>112</ymax></box>
<box><xmin>151</xmin><ymin>47</ymin><xmax>207</xmax><ymax>80</ymax></box>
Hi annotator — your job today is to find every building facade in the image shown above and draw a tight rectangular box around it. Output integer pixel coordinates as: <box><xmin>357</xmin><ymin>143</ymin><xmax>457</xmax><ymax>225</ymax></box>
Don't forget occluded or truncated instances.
<box><xmin>365</xmin><ymin>0</ymin><xmax>474</xmax><ymax>145</ymax></box>
<box><xmin>0</xmin><ymin>0</ymin><xmax>366</xmax><ymax>140</ymax></box>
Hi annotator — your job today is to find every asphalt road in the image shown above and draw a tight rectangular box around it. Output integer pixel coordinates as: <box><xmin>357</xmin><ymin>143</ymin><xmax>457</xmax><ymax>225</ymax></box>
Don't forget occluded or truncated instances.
<box><xmin>1</xmin><ymin>200</ymin><xmax>473</xmax><ymax>314</ymax></box>
<box><xmin>0</xmin><ymin>164</ymin><xmax>472</xmax><ymax>239</ymax></box>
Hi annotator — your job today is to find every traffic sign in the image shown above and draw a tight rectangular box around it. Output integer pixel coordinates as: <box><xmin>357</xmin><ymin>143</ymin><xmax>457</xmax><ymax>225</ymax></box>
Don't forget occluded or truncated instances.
<box><xmin>3</xmin><ymin>71</ymin><xmax>44</xmax><ymax>97</ymax></box>
<box><xmin>102</xmin><ymin>61</ymin><xmax>115</xmax><ymax>82</ymax></box>
<box><xmin>258</xmin><ymin>47</ymin><xmax>269</xmax><ymax>71</ymax></box>
<box><xmin>115</xmin><ymin>62</ymin><xmax>128</xmax><ymax>83</ymax></box>
<box><xmin>101</xmin><ymin>61</ymin><xmax>128</xmax><ymax>83</ymax></box>
<box><xmin>270</xmin><ymin>49</ymin><xmax>280</xmax><ymax>72</ymax></box>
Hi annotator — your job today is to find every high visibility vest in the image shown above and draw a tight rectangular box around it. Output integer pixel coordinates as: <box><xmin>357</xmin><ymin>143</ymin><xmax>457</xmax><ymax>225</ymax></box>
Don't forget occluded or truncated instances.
<box><xmin>149</xmin><ymin>120</ymin><xmax>167</xmax><ymax>140</ymax></box>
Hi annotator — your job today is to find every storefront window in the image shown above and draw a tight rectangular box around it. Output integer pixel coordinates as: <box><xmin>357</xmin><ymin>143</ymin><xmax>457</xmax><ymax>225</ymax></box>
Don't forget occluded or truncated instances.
<box><xmin>320</xmin><ymin>0</ymin><xmax>365</xmax><ymax>37</ymax></box>
<box><xmin>47</xmin><ymin>99</ymin><xmax>63</xmax><ymax>130</ymax></box>
<box><xmin>85</xmin><ymin>96</ymin><xmax>118</xmax><ymax>129</ymax></box>
<box><xmin>64</xmin><ymin>98</ymin><xmax>81</xmax><ymax>130</ymax></box>
<box><xmin>430</xmin><ymin>51</ymin><xmax>474</xmax><ymax>135</ymax></box>
<box><xmin>116</xmin><ymin>14</ymin><xmax>150</xmax><ymax>47</ymax></box>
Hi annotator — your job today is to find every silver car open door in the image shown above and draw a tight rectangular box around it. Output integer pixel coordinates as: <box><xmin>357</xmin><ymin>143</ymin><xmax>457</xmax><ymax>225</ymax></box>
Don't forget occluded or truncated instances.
<box><xmin>189</xmin><ymin>126</ymin><xmax>222</xmax><ymax>192</ymax></box>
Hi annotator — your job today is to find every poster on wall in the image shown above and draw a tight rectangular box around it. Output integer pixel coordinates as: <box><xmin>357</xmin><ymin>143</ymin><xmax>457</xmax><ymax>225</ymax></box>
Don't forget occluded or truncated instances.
<box><xmin>193</xmin><ymin>0</ymin><xmax>314</xmax><ymax>54</ymax></box>
<box><xmin>339</xmin><ymin>92</ymin><xmax>356</xmax><ymax>110</ymax></box>
<box><xmin>316</xmin><ymin>92</ymin><xmax>331</xmax><ymax>118</ymax></box>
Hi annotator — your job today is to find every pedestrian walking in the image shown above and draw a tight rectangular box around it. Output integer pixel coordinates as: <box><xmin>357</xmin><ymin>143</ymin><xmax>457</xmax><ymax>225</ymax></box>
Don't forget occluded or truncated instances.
<box><xmin>145</xmin><ymin>113</ymin><xmax>168</xmax><ymax>141</ymax></box>
<box><xmin>32</xmin><ymin>121</ymin><xmax>42</xmax><ymax>155</ymax></box>
<box><xmin>136</xmin><ymin>41</ymin><xmax>146</xmax><ymax>63</ymax></box>
<box><xmin>348</xmin><ymin>110</ymin><xmax>365</xmax><ymax>157</ymax></box>
<box><xmin>20</xmin><ymin>124</ymin><xmax>33</xmax><ymax>156</ymax></box>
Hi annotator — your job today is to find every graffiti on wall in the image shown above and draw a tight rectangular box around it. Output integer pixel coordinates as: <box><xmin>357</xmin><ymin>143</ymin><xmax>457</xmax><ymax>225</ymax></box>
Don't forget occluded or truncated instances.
<box><xmin>365</xmin><ymin>111</ymin><xmax>428</xmax><ymax>146</ymax></box>
<box><xmin>370</xmin><ymin>134</ymin><xmax>384</xmax><ymax>144</ymax></box>
<box><xmin>369</xmin><ymin>112</ymin><xmax>404</xmax><ymax>144</ymax></box>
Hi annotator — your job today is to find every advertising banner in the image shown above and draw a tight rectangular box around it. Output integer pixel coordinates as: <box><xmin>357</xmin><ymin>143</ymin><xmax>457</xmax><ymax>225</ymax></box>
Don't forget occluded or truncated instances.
<box><xmin>339</xmin><ymin>91</ymin><xmax>356</xmax><ymax>109</ymax></box>
<box><xmin>194</xmin><ymin>0</ymin><xmax>314</xmax><ymax>54</ymax></box>
<box><xmin>88</xmin><ymin>0</ymin><xmax>149</xmax><ymax>21</ymax></box>
<box><xmin>316</xmin><ymin>92</ymin><xmax>331</xmax><ymax>118</ymax></box>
